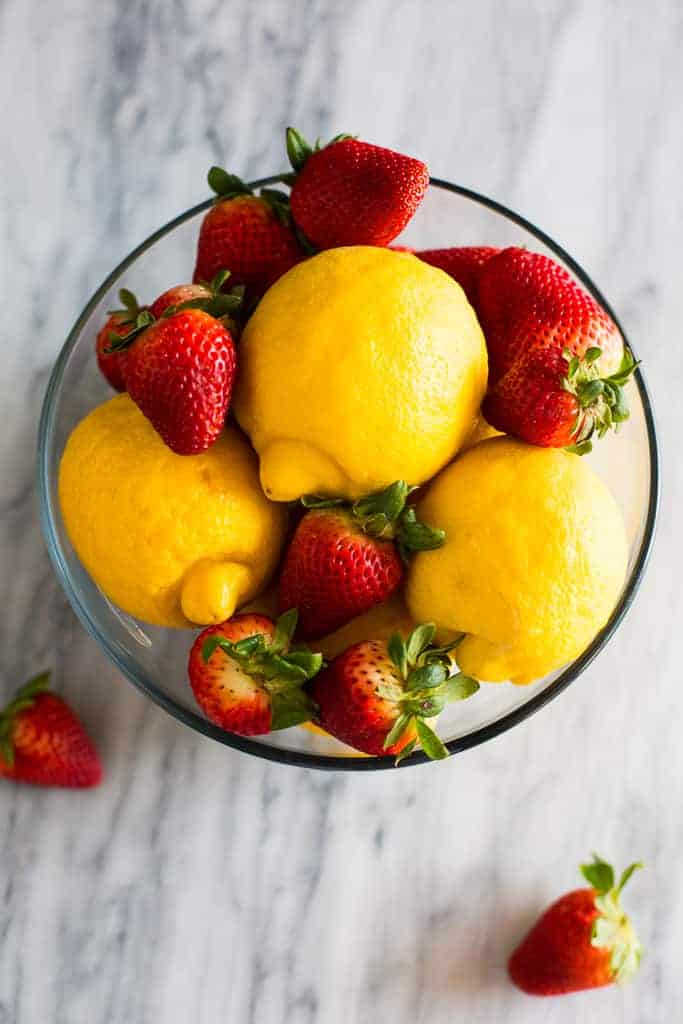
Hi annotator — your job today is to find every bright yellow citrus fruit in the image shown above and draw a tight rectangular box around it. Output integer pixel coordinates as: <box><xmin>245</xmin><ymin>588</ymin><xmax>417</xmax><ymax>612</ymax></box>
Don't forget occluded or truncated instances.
<box><xmin>234</xmin><ymin>246</ymin><xmax>488</xmax><ymax>501</ymax></box>
<box><xmin>405</xmin><ymin>437</ymin><xmax>628</xmax><ymax>684</ymax></box>
<box><xmin>461</xmin><ymin>414</ymin><xmax>502</xmax><ymax>452</ymax></box>
<box><xmin>59</xmin><ymin>394</ymin><xmax>288</xmax><ymax>628</ymax></box>
<box><xmin>317</xmin><ymin>593</ymin><xmax>416</xmax><ymax>661</ymax></box>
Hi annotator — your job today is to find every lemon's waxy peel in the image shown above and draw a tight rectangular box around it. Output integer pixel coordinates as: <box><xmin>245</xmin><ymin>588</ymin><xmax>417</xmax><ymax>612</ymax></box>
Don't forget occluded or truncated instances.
<box><xmin>180</xmin><ymin>560</ymin><xmax>251</xmax><ymax>626</ymax></box>
<box><xmin>405</xmin><ymin>437</ymin><xmax>628</xmax><ymax>685</ymax></box>
<box><xmin>58</xmin><ymin>395</ymin><xmax>288</xmax><ymax>628</ymax></box>
<box><xmin>234</xmin><ymin>246</ymin><xmax>488</xmax><ymax>501</ymax></box>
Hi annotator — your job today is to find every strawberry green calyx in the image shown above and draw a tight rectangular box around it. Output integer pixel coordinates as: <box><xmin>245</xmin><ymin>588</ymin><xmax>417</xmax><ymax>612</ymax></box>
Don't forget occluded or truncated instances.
<box><xmin>0</xmin><ymin>671</ymin><xmax>51</xmax><ymax>768</ymax></box>
<box><xmin>284</xmin><ymin>126</ymin><xmax>356</xmax><ymax>176</ymax></box>
<box><xmin>106</xmin><ymin>309</ymin><xmax>154</xmax><ymax>352</ymax></box>
<box><xmin>106</xmin><ymin>288</ymin><xmax>153</xmax><ymax>349</ymax></box>
<box><xmin>258</xmin><ymin>188</ymin><xmax>293</xmax><ymax>228</ymax></box>
<box><xmin>207</xmin><ymin>166</ymin><xmax>296</xmax><ymax>229</ymax></box>
<box><xmin>562</xmin><ymin>346</ymin><xmax>639</xmax><ymax>455</ymax></box>
<box><xmin>165</xmin><ymin>270</ymin><xmax>246</xmax><ymax>321</ymax></box>
<box><xmin>302</xmin><ymin>481</ymin><xmax>446</xmax><ymax>563</ymax></box>
<box><xmin>580</xmin><ymin>853</ymin><xmax>643</xmax><ymax>982</ymax></box>
<box><xmin>109</xmin><ymin>288</ymin><xmax>143</xmax><ymax>324</ymax></box>
<box><xmin>382</xmin><ymin>623</ymin><xmax>479</xmax><ymax>765</ymax></box>
<box><xmin>201</xmin><ymin>609</ymin><xmax>323</xmax><ymax>731</ymax></box>
<box><xmin>207</xmin><ymin>166</ymin><xmax>254</xmax><ymax>201</ymax></box>
<box><xmin>106</xmin><ymin>270</ymin><xmax>245</xmax><ymax>354</ymax></box>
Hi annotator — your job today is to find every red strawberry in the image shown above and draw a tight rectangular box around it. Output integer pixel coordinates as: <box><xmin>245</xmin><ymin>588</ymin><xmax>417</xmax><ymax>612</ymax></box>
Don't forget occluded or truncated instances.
<box><xmin>286</xmin><ymin>128</ymin><xmax>429</xmax><ymax>249</ymax></box>
<box><xmin>278</xmin><ymin>482</ymin><xmax>445</xmax><ymax>640</ymax></box>
<box><xmin>415</xmin><ymin>246</ymin><xmax>501</xmax><ymax>308</ymax></box>
<box><xmin>477</xmin><ymin>247</ymin><xmax>638</xmax><ymax>451</ymax></box>
<box><xmin>149</xmin><ymin>282</ymin><xmax>212</xmax><ymax>320</ymax></box>
<box><xmin>0</xmin><ymin>672</ymin><xmax>102</xmax><ymax>788</ymax></box>
<box><xmin>149</xmin><ymin>270</ymin><xmax>245</xmax><ymax>338</ymax></box>
<box><xmin>122</xmin><ymin>308</ymin><xmax>236</xmax><ymax>454</ymax></box>
<box><xmin>95</xmin><ymin>288</ymin><xmax>148</xmax><ymax>391</ymax></box>
<box><xmin>311</xmin><ymin>624</ymin><xmax>479</xmax><ymax>762</ymax></box>
<box><xmin>509</xmin><ymin>854</ymin><xmax>643</xmax><ymax>996</ymax></box>
<box><xmin>194</xmin><ymin>168</ymin><xmax>304</xmax><ymax>298</ymax></box>
<box><xmin>188</xmin><ymin>610</ymin><xmax>322</xmax><ymax>735</ymax></box>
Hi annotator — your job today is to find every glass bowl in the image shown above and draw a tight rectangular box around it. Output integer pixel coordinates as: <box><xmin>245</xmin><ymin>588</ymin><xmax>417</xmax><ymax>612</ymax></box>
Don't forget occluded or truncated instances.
<box><xmin>37</xmin><ymin>177</ymin><xmax>659</xmax><ymax>771</ymax></box>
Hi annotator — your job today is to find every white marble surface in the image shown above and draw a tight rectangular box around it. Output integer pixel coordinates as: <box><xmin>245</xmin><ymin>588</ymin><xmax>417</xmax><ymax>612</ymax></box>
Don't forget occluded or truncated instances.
<box><xmin>0</xmin><ymin>1</ymin><xmax>679</xmax><ymax>1021</ymax></box>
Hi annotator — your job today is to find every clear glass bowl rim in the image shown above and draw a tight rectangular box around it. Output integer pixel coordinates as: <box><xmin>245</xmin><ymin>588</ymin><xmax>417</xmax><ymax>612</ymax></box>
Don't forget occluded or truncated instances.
<box><xmin>37</xmin><ymin>175</ymin><xmax>661</xmax><ymax>772</ymax></box>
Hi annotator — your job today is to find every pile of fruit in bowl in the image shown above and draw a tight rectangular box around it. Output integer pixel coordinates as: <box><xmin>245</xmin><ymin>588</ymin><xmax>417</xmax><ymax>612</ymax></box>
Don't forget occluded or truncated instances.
<box><xmin>56</xmin><ymin>128</ymin><xmax>643</xmax><ymax>766</ymax></box>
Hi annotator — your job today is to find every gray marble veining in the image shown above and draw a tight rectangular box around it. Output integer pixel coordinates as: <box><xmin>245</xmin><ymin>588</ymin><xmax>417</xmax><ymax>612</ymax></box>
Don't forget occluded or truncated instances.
<box><xmin>0</xmin><ymin>1</ymin><xmax>680</xmax><ymax>1021</ymax></box>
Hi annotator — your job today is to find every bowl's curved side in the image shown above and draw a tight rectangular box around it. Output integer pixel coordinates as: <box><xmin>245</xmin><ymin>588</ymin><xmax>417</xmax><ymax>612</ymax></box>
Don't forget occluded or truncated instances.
<box><xmin>37</xmin><ymin>178</ymin><xmax>660</xmax><ymax>772</ymax></box>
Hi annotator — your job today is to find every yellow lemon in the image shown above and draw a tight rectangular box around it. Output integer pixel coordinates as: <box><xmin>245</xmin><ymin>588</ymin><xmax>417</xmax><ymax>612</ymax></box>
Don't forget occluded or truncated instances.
<box><xmin>461</xmin><ymin>414</ymin><xmax>502</xmax><ymax>452</ymax></box>
<box><xmin>405</xmin><ymin>437</ymin><xmax>628</xmax><ymax>684</ymax></box>
<box><xmin>234</xmin><ymin>246</ymin><xmax>487</xmax><ymax>501</ymax></box>
<box><xmin>317</xmin><ymin>593</ymin><xmax>416</xmax><ymax>661</ymax></box>
<box><xmin>59</xmin><ymin>395</ymin><xmax>288</xmax><ymax>628</ymax></box>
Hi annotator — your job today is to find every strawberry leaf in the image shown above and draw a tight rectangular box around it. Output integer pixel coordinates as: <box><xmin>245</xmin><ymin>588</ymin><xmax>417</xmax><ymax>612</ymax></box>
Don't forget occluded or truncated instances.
<box><xmin>383</xmin><ymin>711</ymin><xmax>413</xmax><ymax>751</ymax></box>
<box><xmin>270</xmin><ymin>608</ymin><xmax>299</xmax><ymax>654</ymax></box>
<box><xmin>2</xmin><ymin>698</ymin><xmax>36</xmax><ymax>717</ymax></box>
<box><xmin>300</xmin><ymin>494</ymin><xmax>345</xmax><ymax>509</ymax></box>
<box><xmin>387</xmin><ymin>633</ymin><xmax>408</xmax><ymax>679</ymax></box>
<box><xmin>269</xmin><ymin>688</ymin><xmax>316</xmax><ymax>731</ymax></box>
<box><xmin>259</xmin><ymin>187</ymin><xmax>292</xmax><ymax>227</ymax></box>
<box><xmin>566</xmin><ymin>439</ymin><xmax>593</xmax><ymax>456</ymax></box>
<box><xmin>353</xmin><ymin>482</ymin><xmax>446</xmax><ymax>557</ymax></box>
<box><xmin>0</xmin><ymin>670</ymin><xmax>53</xmax><ymax>768</ymax></box>
<box><xmin>581</xmin><ymin>853</ymin><xmax>615</xmax><ymax>894</ymax></box>
<box><xmin>328</xmin><ymin>133</ymin><xmax>355</xmax><ymax>146</ymax></box>
<box><xmin>0</xmin><ymin>733</ymin><xmax>14</xmax><ymax>768</ymax></box>
<box><xmin>285</xmin><ymin>650</ymin><xmax>324</xmax><ymax>678</ymax></box>
<box><xmin>415</xmin><ymin>718</ymin><xmax>449</xmax><ymax>760</ymax></box>
<box><xmin>396</xmin><ymin>507</ymin><xmax>446</xmax><ymax>559</ymax></box>
<box><xmin>617</xmin><ymin>861</ymin><xmax>643</xmax><ymax>894</ymax></box>
<box><xmin>262</xmin><ymin>655</ymin><xmax>308</xmax><ymax>684</ymax></box>
<box><xmin>405</xmin><ymin>623</ymin><xmax>436</xmax><ymax>665</ymax></box>
<box><xmin>409</xmin><ymin>694</ymin><xmax>445</xmax><ymax>718</ymax></box>
<box><xmin>577</xmin><ymin>379</ymin><xmax>605</xmax><ymax>407</ymax></box>
<box><xmin>353</xmin><ymin>480</ymin><xmax>409</xmax><ymax>525</ymax></box>
<box><xmin>362</xmin><ymin>512</ymin><xmax>391</xmax><ymax>537</ymax></box>
<box><xmin>208</xmin><ymin>269</ymin><xmax>232</xmax><ymax>292</ymax></box>
<box><xmin>106</xmin><ymin>288</ymin><xmax>142</xmax><ymax>322</ymax></box>
<box><xmin>207</xmin><ymin>166</ymin><xmax>253</xmax><ymax>200</ymax></box>
<box><xmin>14</xmin><ymin>671</ymin><xmax>51</xmax><ymax>702</ymax></box>
<box><xmin>607</xmin><ymin>348</ymin><xmax>640</xmax><ymax>387</ymax></box>
<box><xmin>405</xmin><ymin>663</ymin><xmax>447</xmax><ymax>691</ymax></box>
<box><xmin>441</xmin><ymin>673</ymin><xmax>480</xmax><ymax>702</ymax></box>
<box><xmin>105</xmin><ymin>310</ymin><xmax>155</xmax><ymax>353</ymax></box>
<box><xmin>286</xmin><ymin>127</ymin><xmax>315</xmax><ymax>173</ymax></box>
<box><xmin>394</xmin><ymin>738</ymin><xmax>417</xmax><ymax>766</ymax></box>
